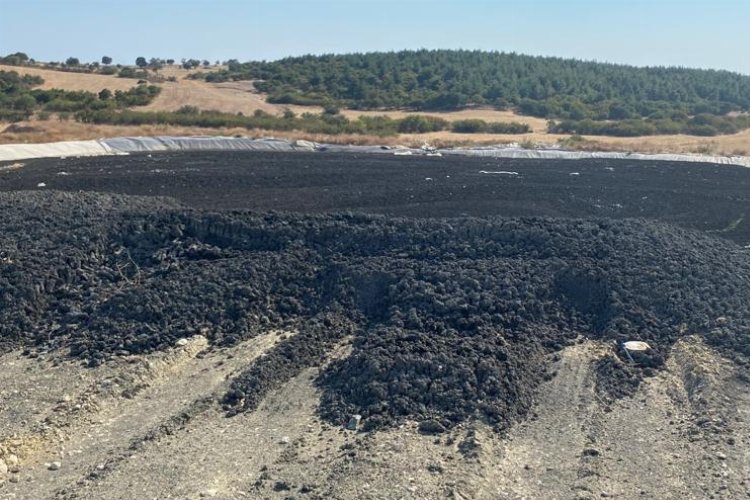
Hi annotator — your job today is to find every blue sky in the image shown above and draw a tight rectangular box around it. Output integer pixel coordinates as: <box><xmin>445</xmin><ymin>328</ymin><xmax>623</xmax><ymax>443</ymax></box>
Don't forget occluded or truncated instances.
<box><xmin>1</xmin><ymin>0</ymin><xmax>748</xmax><ymax>73</ymax></box>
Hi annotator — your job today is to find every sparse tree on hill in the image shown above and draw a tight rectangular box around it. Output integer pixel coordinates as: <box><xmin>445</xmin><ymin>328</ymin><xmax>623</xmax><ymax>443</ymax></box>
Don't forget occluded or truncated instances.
<box><xmin>102</xmin><ymin>56</ymin><xmax>113</xmax><ymax>65</ymax></box>
<box><xmin>202</xmin><ymin>60</ymin><xmax>210</xmax><ymax>67</ymax></box>
<box><xmin>98</xmin><ymin>88</ymin><xmax>113</xmax><ymax>100</ymax></box>
<box><xmin>135</xmin><ymin>56</ymin><xmax>148</xmax><ymax>68</ymax></box>
<box><xmin>181</xmin><ymin>58</ymin><xmax>201</xmax><ymax>70</ymax></box>
<box><xmin>65</xmin><ymin>57</ymin><xmax>80</xmax><ymax>66</ymax></box>
<box><xmin>166</xmin><ymin>59</ymin><xmax>175</xmax><ymax>65</ymax></box>
<box><xmin>148</xmin><ymin>58</ymin><xmax>164</xmax><ymax>72</ymax></box>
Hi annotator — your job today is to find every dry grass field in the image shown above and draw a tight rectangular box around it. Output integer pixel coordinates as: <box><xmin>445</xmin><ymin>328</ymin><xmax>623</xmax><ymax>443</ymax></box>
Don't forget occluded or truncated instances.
<box><xmin>1</xmin><ymin>64</ymin><xmax>750</xmax><ymax>155</ymax></box>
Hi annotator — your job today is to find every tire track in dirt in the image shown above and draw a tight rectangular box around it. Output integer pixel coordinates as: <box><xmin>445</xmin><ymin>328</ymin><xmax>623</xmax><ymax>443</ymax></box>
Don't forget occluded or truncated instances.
<box><xmin>0</xmin><ymin>331</ymin><xmax>287</xmax><ymax>499</ymax></box>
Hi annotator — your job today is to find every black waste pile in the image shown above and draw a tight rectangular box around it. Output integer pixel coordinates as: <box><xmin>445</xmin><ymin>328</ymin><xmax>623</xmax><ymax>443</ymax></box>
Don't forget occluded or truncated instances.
<box><xmin>1</xmin><ymin>191</ymin><xmax>750</xmax><ymax>430</ymax></box>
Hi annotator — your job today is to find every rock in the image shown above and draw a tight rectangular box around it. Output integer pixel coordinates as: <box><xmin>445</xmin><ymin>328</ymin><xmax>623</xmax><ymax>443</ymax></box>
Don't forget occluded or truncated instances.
<box><xmin>716</xmin><ymin>452</ymin><xmax>727</xmax><ymax>460</ymax></box>
<box><xmin>48</xmin><ymin>461</ymin><xmax>61</xmax><ymax>471</ymax></box>
<box><xmin>418</xmin><ymin>420</ymin><xmax>447</xmax><ymax>435</ymax></box>
<box><xmin>346</xmin><ymin>414</ymin><xmax>362</xmax><ymax>430</ymax></box>
<box><xmin>279</xmin><ymin>436</ymin><xmax>290</xmax><ymax>445</ymax></box>
<box><xmin>0</xmin><ymin>459</ymin><xmax>7</xmax><ymax>474</ymax></box>
<box><xmin>175</xmin><ymin>338</ymin><xmax>189</xmax><ymax>347</ymax></box>
<box><xmin>8</xmin><ymin>474</ymin><xmax>19</xmax><ymax>483</ymax></box>
<box><xmin>200</xmin><ymin>489</ymin><xmax>218</xmax><ymax>498</ymax></box>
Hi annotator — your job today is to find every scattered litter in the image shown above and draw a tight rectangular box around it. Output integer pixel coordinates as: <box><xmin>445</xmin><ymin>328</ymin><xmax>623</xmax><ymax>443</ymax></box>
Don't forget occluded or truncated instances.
<box><xmin>605</xmin><ymin>167</ymin><xmax>615</xmax><ymax>171</ymax></box>
<box><xmin>37</xmin><ymin>182</ymin><xmax>47</xmax><ymax>188</ymax></box>
<box><xmin>569</xmin><ymin>172</ymin><xmax>580</xmax><ymax>176</ymax></box>
<box><xmin>622</xmin><ymin>340</ymin><xmax>652</xmax><ymax>362</ymax></box>
<box><xmin>394</xmin><ymin>151</ymin><xmax>413</xmax><ymax>156</ymax></box>
<box><xmin>623</xmin><ymin>341</ymin><xmax>651</xmax><ymax>352</ymax></box>
<box><xmin>479</xmin><ymin>170</ymin><xmax>519</xmax><ymax>175</ymax></box>
<box><xmin>346</xmin><ymin>414</ymin><xmax>362</xmax><ymax>430</ymax></box>
<box><xmin>425</xmin><ymin>177</ymin><xmax>433</xmax><ymax>181</ymax></box>
<box><xmin>0</xmin><ymin>162</ymin><xmax>24</xmax><ymax>171</ymax></box>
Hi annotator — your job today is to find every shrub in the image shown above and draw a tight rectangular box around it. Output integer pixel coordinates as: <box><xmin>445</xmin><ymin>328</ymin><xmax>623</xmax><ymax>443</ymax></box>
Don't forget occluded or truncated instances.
<box><xmin>451</xmin><ymin>119</ymin><xmax>487</xmax><ymax>133</ymax></box>
<box><xmin>397</xmin><ymin>115</ymin><xmax>448</xmax><ymax>133</ymax></box>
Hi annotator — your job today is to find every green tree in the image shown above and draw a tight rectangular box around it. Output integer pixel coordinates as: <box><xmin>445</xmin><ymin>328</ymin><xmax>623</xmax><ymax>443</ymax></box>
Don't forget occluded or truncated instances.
<box><xmin>98</xmin><ymin>88</ymin><xmax>113</xmax><ymax>100</ymax></box>
<box><xmin>65</xmin><ymin>57</ymin><xmax>80</xmax><ymax>66</ymax></box>
<box><xmin>135</xmin><ymin>57</ymin><xmax>148</xmax><ymax>68</ymax></box>
<box><xmin>148</xmin><ymin>58</ymin><xmax>164</xmax><ymax>72</ymax></box>
<box><xmin>102</xmin><ymin>56</ymin><xmax>113</xmax><ymax>65</ymax></box>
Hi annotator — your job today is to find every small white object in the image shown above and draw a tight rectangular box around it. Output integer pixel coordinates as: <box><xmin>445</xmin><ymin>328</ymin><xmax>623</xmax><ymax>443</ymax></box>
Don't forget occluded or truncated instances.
<box><xmin>623</xmin><ymin>341</ymin><xmax>651</xmax><ymax>352</ymax></box>
<box><xmin>479</xmin><ymin>170</ymin><xmax>518</xmax><ymax>175</ymax></box>
<box><xmin>569</xmin><ymin>172</ymin><xmax>580</xmax><ymax>176</ymax></box>
<box><xmin>37</xmin><ymin>182</ymin><xmax>46</xmax><ymax>187</ymax></box>
<box><xmin>175</xmin><ymin>338</ymin><xmax>189</xmax><ymax>347</ymax></box>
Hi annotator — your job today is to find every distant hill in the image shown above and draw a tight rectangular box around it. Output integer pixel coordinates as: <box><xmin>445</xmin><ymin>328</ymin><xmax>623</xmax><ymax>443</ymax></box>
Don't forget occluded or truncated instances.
<box><xmin>198</xmin><ymin>49</ymin><xmax>750</xmax><ymax>119</ymax></box>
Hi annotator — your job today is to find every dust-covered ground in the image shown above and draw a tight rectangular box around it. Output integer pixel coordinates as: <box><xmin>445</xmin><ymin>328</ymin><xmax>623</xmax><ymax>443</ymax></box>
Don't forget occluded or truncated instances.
<box><xmin>0</xmin><ymin>152</ymin><xmax>749</xmax><ymax>499</ymax></box>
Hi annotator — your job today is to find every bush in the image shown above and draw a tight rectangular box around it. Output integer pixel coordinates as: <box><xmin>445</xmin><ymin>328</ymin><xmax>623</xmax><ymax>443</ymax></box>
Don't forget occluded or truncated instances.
<box><xmin>397</xmin><ymin>115</ymin><xmax>448</xmax><ymax>133</ymax></box>
<box><xmin>451</xmin><ymin>119</ymin><xmax>531</xmax><ymax>134</ymax></box>
<box><xmin>451</xmin><ymin>119</ymin><xmax>487</xmax><ymax>133</ymax></box>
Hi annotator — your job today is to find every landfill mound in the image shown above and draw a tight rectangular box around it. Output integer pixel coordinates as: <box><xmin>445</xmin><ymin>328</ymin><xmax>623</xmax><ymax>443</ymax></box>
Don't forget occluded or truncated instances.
<box><xmin>4</xmin><ymin>151</ymin><xmax>750</xmax><ymax>244</ymax></box>
<box><xmin>2</xmin><ymin>191</ymin><xmax>749</xmax><ymax>432</ymax></box>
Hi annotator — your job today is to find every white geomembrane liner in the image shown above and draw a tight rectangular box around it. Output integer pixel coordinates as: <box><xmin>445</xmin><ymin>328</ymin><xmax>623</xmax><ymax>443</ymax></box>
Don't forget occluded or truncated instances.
<box><xmin>1</xmin><ymin>136</ymin><xmax>749</xmax><ymax>167</ymax></box>
<box><xmin>0</xmin><ymin>140</ymin><xmax>118</xmax><ymax>162</ymax></box>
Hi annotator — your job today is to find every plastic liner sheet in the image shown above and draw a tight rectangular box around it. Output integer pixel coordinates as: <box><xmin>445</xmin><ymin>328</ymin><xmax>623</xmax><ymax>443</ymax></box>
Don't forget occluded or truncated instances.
<box><xmin>2</xmin><ymin>136</ymin><xmax>749</xmax><ymax>168</ymax></box>
<box><xmin>102</xmin><ymin>136</ymin><xmax>316</xmax><ymax>153</ymax></box>
<box><xmin>0</xmin><ymin>140</ymin><xmax>118</xmax><ymax>162</ymax></box>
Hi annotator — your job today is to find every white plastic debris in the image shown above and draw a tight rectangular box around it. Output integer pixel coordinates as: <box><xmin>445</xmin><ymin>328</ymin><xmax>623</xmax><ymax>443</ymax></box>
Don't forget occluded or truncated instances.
<box><xmin>623</xmin><ymin>341</ymin><xmax>651</xmax><ymax>352</ymax></box>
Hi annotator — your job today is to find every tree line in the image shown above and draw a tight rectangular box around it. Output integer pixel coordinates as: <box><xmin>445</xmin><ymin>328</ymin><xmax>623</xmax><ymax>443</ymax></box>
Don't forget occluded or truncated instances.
<box><xmin>75</xmin><ymin>107</ymin><xmax>531</xmax><ymax>136</ymax></box>
<box><xmin>195</xmin><ymin>49</ymin><xmax>750</xmax><ymax>120</ymax></box>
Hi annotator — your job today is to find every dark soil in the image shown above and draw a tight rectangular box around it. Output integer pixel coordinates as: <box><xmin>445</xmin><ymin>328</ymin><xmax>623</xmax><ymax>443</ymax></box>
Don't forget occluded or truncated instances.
<box><xmin>3</xmin><ymin>151</ymin><xmax>750</xmax><ymax>243</ymax></box>
<box><xmin>2</xmin><ymin>151</ymin><xmax>750</xmax><ymax>431</ymax></box>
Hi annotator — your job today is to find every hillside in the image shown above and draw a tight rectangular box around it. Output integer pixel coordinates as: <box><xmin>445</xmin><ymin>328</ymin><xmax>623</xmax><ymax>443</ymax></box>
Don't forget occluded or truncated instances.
<box><xmin>202</xmin><ymin>49</ymin><xmax>750</xmax><ymax>117</ymax></box>
<box><xmin>3</xmin><ymin>61</ymin><xmax>750</xmax><ymax>156</ymax></box>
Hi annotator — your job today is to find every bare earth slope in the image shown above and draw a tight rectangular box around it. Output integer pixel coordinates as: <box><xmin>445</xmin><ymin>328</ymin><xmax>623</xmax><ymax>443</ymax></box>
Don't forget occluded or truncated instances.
<box><xmin>2</xmin><ymin>337</ymin><xmax>747</xmax><ymax>499</ymax></box>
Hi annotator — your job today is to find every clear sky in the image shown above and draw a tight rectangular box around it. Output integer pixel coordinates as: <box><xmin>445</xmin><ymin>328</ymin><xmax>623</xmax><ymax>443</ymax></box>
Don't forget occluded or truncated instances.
<box><xmin>1</xmin><ymin>0</ymin><xmax>749</xmax><ymax>73</ymax></box>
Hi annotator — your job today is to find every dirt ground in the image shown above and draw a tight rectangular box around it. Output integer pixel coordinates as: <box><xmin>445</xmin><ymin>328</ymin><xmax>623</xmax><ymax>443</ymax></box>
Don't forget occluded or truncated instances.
<box><xmin>2</xmin><ymin>335</ymin><xmax>747</xmax><ymax>499</ymax></box>
<box><xmin>2</xmin><ymin>64</ymin><xmax>750</xmax><ymax>155</ymax></box>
